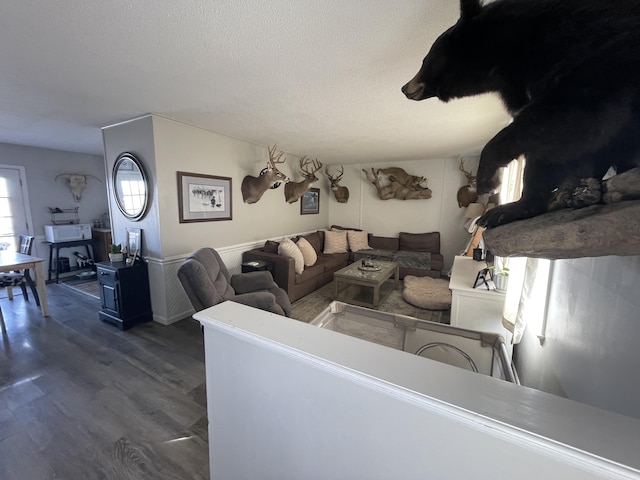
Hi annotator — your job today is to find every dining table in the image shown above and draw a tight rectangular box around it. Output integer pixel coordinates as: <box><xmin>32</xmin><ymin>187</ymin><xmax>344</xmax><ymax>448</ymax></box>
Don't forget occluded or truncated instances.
<box><xmin>0</xmin><ymin>250</ymin><xmax>49</xmax><ymax>316</ymax></box>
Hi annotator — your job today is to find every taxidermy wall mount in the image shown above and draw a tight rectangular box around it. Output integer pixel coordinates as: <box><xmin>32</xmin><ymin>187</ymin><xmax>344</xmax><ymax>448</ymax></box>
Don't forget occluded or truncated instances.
<box><xmin>284</xmin><ymin>157</ymin><xmax>323</xmax><ymax>204</ymax></box>
<box><xmin>325</xmin><ymin>165</ymin><xmax>350</xmax><ymax>203</ymax></box>
<box><xmin>55</xmin><ymin>173</ymin><xmax>101</xmax><ymax>203</ymax></box>
<box><xmin>402</xmin><ymin>0</ymin><xmax>640</xmax><ymax>227</ymax></box>
<box><xmin>241</xmin><ymin>144</ymin><xmax>289</xmax><ymax>204</ymax></box>
<box><xmin>362</xmin><ymin>167</ymin><xmax>432</xmax><ymax>200</ymax></box>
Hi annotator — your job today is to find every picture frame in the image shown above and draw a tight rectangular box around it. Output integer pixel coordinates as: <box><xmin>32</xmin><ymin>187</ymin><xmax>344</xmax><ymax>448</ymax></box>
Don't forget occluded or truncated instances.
<box><xmin>300</xmin><ymin>188</ymin><xmax>320</xmax><ymax>215</ymax></box>
<box><xmin>178</xmin><ymin>172</ymin><xmax>232</xmax><ymax>223</ymax></box>
<box><xmin>126</xmin><ymin>227</ymin><xmax>142</xmax><ymax>260</ymax></box>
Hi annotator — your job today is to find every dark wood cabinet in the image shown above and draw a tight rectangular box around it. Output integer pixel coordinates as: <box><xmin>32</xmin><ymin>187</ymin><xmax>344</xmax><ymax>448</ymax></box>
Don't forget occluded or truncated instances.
<box><xmin>92</xmin><ymin>228</ymin><xmax>112</xmax><ymax>263</ymax></box>
<box><xmin>97</xmin><ymin>261</ymin><xmax>152</xmax><ymax>330</ymax></box>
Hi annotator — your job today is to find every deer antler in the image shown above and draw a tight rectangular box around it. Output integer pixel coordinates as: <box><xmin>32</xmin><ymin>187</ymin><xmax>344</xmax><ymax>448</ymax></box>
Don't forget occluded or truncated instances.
<box><xmin>300</xmin><ymin>157</ymin><xmax>322</xmax><ymax>177</ymax></box>
<box><xmin>325</xmin><ymin>165</ymin><xmax>344</xmax><ymax>182</ymax></box>
<box><xmin>459</xmin><ymin>159</ymin><xmax>477</xmax><ymax>184</ymax></box>
<box><xmin>267</xmin><ymin>144</ymin><xmax>286</xmax><ymax>166</ymax></box>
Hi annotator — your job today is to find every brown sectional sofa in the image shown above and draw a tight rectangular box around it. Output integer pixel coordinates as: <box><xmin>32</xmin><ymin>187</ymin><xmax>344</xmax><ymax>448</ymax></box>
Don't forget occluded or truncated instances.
<box><xmin>241</xmin><ymin>228</ymin><xmax>443</xmax><ymax>303</ymax></box>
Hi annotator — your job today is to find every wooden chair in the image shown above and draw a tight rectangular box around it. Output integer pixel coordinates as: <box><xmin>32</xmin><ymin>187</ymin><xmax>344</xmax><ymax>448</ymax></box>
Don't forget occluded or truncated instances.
<box><xmin>0</xmin><ymin>235</ymin><xmax>40</xmax><ymax>306</ymax></box>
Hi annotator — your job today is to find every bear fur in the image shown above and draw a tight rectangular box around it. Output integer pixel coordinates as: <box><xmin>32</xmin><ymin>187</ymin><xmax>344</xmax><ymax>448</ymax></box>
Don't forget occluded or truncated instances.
<box><xmin>402</xmin><ymin>0</ymin><xmax>640</xmax><ymax>227</ymax></box>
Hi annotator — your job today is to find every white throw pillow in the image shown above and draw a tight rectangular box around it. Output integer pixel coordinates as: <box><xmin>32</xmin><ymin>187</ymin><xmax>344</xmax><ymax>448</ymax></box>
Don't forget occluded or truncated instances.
<box><xmin>278</xmin><ymin>237</ymin><xmax>305</xmax><ymax>274</ymax></box>
<box><xmin>347</xmin><ymin>230</ymin><xmax>372</xmax><ymax>252</ymax></box>
<box><xmin>323</xmin><ymin>229</ymin><xmax>348</xmax><ymax>254</ymax></box>
<box><xmin>296</xmin><ymin>237</ymin><xmax>318</xmax><ymax>266</ymax></box>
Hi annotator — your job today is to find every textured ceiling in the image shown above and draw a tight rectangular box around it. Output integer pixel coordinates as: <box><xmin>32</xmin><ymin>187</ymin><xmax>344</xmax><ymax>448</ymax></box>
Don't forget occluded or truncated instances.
<box><xmin>0</xmin><ymin>1</ymin><xmax>510</xmax><ymax>163</ymax></box>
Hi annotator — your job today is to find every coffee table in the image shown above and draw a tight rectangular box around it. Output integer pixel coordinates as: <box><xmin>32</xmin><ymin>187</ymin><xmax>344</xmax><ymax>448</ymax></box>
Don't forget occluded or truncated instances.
<box><xmin>333</xmin><ymin>260</ymin><xmax>399</xmax><ymax>308</ymax></box>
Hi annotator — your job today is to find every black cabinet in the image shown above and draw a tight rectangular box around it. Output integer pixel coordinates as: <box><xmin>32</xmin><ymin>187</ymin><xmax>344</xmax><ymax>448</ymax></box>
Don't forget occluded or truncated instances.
<box><xmin>97</xmin><ymin>261</ymin><xmax>152</xmax><ymax>330</ymax></box>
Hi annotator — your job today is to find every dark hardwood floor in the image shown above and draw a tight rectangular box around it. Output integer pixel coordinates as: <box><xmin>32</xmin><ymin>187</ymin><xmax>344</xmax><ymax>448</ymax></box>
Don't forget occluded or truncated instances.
<box><xmin>0</xmin><ymin>283</ymin><xmax>209</xmax><ymax>479</ymax></box>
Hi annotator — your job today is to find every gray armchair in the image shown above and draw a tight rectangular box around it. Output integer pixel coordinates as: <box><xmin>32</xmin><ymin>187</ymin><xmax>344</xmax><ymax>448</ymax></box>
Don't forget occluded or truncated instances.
<box><xmin>178</xmin><ymin>247</ymin><xmax>292</xmax><ymax>317</ymax></box>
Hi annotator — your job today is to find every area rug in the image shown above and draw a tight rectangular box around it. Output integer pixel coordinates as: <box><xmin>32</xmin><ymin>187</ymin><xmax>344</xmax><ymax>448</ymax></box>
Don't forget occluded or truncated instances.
<box><xmin>291</xmin><ymin>281</ymin><xmax>450</xmax><ymax>324</ymax></box>
<box><xmin>61</xmin><ymin>279</ymin><xmax>100</xmax><ymax>299</ymax></box>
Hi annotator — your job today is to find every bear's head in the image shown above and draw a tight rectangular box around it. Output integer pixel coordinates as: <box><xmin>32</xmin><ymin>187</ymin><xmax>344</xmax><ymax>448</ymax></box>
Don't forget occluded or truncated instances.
<box><xmin>402</xmin><ymin>0</ymin><xmax>515</xmax><ymax>106</ymax></box>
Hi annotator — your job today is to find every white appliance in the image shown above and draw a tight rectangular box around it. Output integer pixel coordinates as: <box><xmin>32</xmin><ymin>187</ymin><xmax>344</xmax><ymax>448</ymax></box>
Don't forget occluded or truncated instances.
<box><xmin>44</xmin><ymin>224</ymin><xmax>92</xmax><ymax>243</ymax></box>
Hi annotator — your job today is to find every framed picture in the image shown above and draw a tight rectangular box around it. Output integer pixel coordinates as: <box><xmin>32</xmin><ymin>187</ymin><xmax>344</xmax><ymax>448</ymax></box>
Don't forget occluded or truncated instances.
<box><xmin>178</xmin><ymin>172</ymin><xmax>232</xmax><ymax>223</ymax></box>
<box><xmin>300</xmin><ymin>188</ymin><xmax>320</xmax><ymax>215</ymax></box>
<box><xmin>126</xmin><ymin>227</ymin><xmax>142</xmax><ymax>260</ymax></box>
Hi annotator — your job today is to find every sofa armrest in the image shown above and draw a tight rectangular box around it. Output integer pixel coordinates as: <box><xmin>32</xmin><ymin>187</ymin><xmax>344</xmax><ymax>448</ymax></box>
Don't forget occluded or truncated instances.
<box><xmin>231</xmin><ymin>270</ymin><xmax>277</xmax><ymax>294</ymax></box>
<box><xmin>242</xmin><ymin>249</ymin><xmax>296</xmax><ymax>294</ymax></box>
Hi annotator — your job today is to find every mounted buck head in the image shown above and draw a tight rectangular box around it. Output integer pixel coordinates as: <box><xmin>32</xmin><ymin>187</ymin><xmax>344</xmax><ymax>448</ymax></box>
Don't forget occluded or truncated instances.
<box><xmin>241</xmin><ymin>144</ymin><xmax>289</xmax><ymax>204</ymax></box>
<box><xmin>456</xmin><ymin>159</ymin><xmax>479</xmax><ymax>207</ymax></box>
<box><xmin>284</xmin><ymin>157</ymin><xmax>323</xmax><ymax>203</ymax></box>
<box><xmin>325</xmin><ymin>165</ymin><xmax>349</xmax><ymax>203</ymax></box>
<box><xmin>55</xmin><ymin>173</ymin><xmax>102</xmax><ymax>202</ymax></box>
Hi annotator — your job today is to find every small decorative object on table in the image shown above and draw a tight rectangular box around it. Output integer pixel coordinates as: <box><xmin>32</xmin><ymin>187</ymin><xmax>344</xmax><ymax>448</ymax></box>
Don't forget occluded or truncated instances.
<box><xmin>108</xmin><ymin>243</ymin><xmax>124</xmax><ymax>263</ymax></box>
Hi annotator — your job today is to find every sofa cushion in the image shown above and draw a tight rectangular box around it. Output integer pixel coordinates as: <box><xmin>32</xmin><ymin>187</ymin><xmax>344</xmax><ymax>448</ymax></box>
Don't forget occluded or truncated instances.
<box><xmin>368</xmin><ymin>235</ymin><xmax>399</xmax><ymax>251</ymax></box>
<box><xmin>330</xmin><ymin>225</ymin><xmax>362</xmax><ymax>232</ymax></box>
<box><xmin>398</xmin><ymin>232</ymin><xmax>440</xmax><ymax>253</ymax></box>
<box><xmin>295</xmin><ymin>262</ymin><xmax>324</xmax><ymax>284</ymax></box>
<box><xmin>278</xmin><ymin>237</ymin><xmax>304</xmax><ymax>274</ymax></box>
<box><xmin>354</xmin><ymin>249</ymin><xmax>395</xmax><ymax>262</ymax></box>
<box><xmin>264</xmin><ymin>240</ymin><xmax>280</xmax><ymax>254</ymax></box>
<box><xmin>347</xmin><ymin>230</ymin><xmax>372</xmax><ymax>252</ymax></box>
<box><xmin>317</xmin><ymin>252</ymin><xmax>349</xmax><ymax>272</ymax></box>
<box><xmin>296</xmin><ymin>237</ymin><xmax>318</xmax><ymax>266</ymax></box>
<box><xmin>323</xmin><ymin>229</ymin><xmax>348</xmax><ymax>254</ymax></box>
<box><xmin>301</xmin><ymin>230</ymin><xmax>323</xmax><ymax>254</ymax></box>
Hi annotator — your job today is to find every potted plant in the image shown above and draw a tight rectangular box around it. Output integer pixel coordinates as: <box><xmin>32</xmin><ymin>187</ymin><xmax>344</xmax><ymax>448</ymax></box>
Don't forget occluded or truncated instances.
<box><xmin>492</xmin><ymin>266</ymin><xmax>510</xmax><ymax>293</ymax></box>
<box><xmin>108</xmin><ymin>243</ymin><xmax>124</xmax><ymax>262</ymax></box>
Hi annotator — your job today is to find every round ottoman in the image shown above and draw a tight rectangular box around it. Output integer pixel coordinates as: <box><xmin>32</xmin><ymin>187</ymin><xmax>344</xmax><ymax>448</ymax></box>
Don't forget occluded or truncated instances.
<box><xmin>402</xmin><ymin>275</ymin><xmax>452</xmax><ymax>310</ymax></box>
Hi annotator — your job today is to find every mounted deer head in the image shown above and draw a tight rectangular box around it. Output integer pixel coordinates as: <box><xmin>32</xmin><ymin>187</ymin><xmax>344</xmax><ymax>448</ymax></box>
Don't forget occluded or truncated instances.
<box><xmin>325</xmin><ymin>165</ymin><xmax>349</xmax><ymax>203</ymax></box>
<box><xmin>284</xmin><ymin>157</ymin><xmax>323</xmax><ymax>203</ymax></box>
<box><xmin>456</xmin><ymin>159</ymin><xmax>479</xmax><ymax>207</ymax></box>
<box><xmin>55</xmin><ymin>173</ymin><xmax>102</xmax><ymax>202</ymax></box>
<box><xmin>241</xmin><ymin>144</ymin><xmax>289</xmax><ymax>204</ymax></box>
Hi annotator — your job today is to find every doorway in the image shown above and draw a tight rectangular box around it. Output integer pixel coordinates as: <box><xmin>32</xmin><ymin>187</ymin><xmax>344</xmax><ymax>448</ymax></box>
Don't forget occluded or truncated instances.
<box><xmin>0</xmin><ymin>165</ymin><xmax>33</xmax><ymax>250</ymax></box>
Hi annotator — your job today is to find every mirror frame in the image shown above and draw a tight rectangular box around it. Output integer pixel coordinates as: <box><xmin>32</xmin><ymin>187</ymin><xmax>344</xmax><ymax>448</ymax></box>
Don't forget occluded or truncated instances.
<box><xmin>112</xmin><ymin>152</ymin><xmax>149</xmax><ymax>221</ymax></box>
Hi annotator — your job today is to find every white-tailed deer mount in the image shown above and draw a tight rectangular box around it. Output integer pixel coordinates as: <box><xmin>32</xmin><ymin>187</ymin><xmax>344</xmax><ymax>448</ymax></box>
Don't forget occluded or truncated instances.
<box><xmin>241</xmin><ymin>144</ymin><xmax>289</xmax><ymax>204</ymax></box>
<box><xmin>362</xmin><ymin>167</ymin><xmax>432</xmax><ymax>200</ymax></box>
<box><xmin>284</xmin><ymin>157</ymin><xmax>323</xmax><ymax>203</ymax></box>
<box><xmin>457</xmin><ymin>159</ymin><xmax>479</xmax><ymax>208</ymax></box>
<box><xmin>325</xmin><ymin>165</ymin><xmax>349</xmax><ymax>203</ymax></box>
<box><xmin>55</xmin><ymin>173</ymin><xmax>102</xmax><ymax>203</ymax></box>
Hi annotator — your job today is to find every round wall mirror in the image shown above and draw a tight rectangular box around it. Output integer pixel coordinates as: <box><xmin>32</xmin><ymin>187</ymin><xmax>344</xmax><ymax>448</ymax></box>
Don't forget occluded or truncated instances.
<box><xmin>113</xmin><ymin>152</ymin><xmax>149</xmax><ymax>221</ymax></box>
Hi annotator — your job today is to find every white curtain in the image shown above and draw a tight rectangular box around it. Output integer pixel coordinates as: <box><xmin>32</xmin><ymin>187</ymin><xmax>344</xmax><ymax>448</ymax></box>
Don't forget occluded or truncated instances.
<box><xmin>502</xmin><ymin>257</ymin><xmax>552</xmax><ymax>344</ymax></box>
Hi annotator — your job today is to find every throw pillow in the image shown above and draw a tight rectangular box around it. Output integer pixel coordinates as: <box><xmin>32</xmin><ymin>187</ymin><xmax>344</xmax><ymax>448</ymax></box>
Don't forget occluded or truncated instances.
<box><xmin>296</xmin><ymin>237</ymin><xmax>318</xmax><ymax>266</ymax></box>
<box><xmin>347</xmin><ymin>230</ymin><xmax>372</xmax><ymax>252</ymax></box>
<box><xmin>278</xmin><ymin>237</ymin><xmax>304</xmax><ymax>274</ymax></box>
<box><xmin>323</xmin><ymin>229</ymin><xmax>348</xmax><ymax>254</ymax></box>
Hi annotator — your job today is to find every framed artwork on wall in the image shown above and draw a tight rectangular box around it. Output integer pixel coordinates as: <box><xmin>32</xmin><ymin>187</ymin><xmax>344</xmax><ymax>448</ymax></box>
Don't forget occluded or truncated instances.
<box><xmin>178</xmin><ymin>172</ymin><xmax>233</xmax><ymax>223</ymax></box>
<box><xmin>300</xmin><ymin>188</ymin><xmax>320</xmax><ymax>215</ymax></box>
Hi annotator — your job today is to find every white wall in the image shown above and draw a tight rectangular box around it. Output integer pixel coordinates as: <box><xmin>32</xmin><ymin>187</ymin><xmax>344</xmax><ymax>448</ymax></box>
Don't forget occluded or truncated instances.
<box><xmin>515</xmin><ymin>255</ymin><xmax>640</xmax><ymax>420</ymax></box>
<box><xmin>0</xmin><ymin>142</ymin><xmax>108</xmax><ymax>266</ymax></box>
<box><xmin>328</xmin><ymin>157</ymin><xmax>477</xmax><ymax>273</ymax></box>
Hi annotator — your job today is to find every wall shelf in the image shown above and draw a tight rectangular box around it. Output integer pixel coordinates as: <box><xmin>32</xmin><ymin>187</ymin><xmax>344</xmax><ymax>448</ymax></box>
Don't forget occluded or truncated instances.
<box><xmin>48</xmin><ymin>207</ymin><xmax>80</xmax><ymax>225</ymax></box>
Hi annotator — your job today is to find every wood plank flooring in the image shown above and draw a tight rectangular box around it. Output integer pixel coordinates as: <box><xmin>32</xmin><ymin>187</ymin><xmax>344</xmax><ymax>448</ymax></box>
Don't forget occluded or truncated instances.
<box><xmin>0</xmin><ymin>283</ymin><xmax>208</xmax><ymax>479</ymax></box>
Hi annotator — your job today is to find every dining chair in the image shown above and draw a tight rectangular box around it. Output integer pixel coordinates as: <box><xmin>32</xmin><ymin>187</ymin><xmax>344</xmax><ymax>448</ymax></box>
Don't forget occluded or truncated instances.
<box><xmin>0</xmin><ymin>235</ymin><xmax>40</xmax><ymax>306</ymax></box>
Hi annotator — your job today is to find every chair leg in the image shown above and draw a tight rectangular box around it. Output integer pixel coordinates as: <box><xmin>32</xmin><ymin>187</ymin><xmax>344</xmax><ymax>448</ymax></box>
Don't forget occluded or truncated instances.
<box><xmin>6</xmin><ymin>286</ymin><xmax>13</xmax><ymax>300</ymax></box>
<box><xmin>24</xmin><ymin>271</ymin><xmax>39</xmax><ymax>306</ymax></box>
<box><xmin>19</xmin><ymin>281</ymin><xmax>29</xmax><ymax>302</ymax></box>
<box><xmin>0</xmin><ymin>306</ymin><xmax>5</xmax><ymax>334</ymax></box>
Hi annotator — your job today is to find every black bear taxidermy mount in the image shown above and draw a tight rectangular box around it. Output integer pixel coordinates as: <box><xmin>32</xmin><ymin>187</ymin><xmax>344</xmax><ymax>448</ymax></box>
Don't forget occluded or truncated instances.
<box><xmin>402</xmin><ymin>0</ymin><xmax>640</xmax><ymax>228</ymax></box>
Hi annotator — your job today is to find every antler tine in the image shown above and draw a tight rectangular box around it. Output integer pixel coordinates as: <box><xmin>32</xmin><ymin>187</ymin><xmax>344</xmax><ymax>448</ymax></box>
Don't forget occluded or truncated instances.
<box><xmin>336</xmin><ymin>165</ymin><xmax>344</xmax><ymax>180</ymax></box>
<box><xmin>268</xmin><ymin>144</ymin><xmax>286</xmax><ymax>165</ymax></box>
<box><xmin>311</xmin><ymin>158</ymin><xmax>322</xmax><ymax>173</ymax></box>
<box><xmin>324</xmin><ymin>165</ymin><xmax>334</xmax><ymax>180</ymax></box>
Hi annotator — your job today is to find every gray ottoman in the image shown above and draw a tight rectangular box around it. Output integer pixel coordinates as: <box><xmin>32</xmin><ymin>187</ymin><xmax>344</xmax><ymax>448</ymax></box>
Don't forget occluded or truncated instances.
<box><xmin>402</xmin><ymin>275</ymin><xmax>452</xmax><ymax>310</ymax></box>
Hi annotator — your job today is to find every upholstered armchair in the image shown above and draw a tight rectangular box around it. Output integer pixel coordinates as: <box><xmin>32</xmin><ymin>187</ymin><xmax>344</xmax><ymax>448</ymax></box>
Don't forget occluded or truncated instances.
<box><xmin>178</xmin><ymin>247</ymin><xmax>292</xmax><ymax>317</ymax></box>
